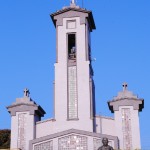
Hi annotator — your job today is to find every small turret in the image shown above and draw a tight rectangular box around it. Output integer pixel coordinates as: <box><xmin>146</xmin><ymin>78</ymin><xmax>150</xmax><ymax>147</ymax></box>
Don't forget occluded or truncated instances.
<box><xmin>108</xmin><ymin>83</ymin><xmax>144</xmax><ymax>150</ymax></box>
<box><xmin>7</xmin><ymin>89</ymin><xmax>45</xmax><ymax>150</ymax></box>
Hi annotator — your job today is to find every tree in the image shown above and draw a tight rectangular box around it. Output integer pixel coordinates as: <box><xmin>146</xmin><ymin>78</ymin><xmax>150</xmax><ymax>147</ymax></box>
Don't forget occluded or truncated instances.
<box><xmin>0</xmin><ymin>129</ymin><xmax>10</xmax><ymax>149</ymax></box>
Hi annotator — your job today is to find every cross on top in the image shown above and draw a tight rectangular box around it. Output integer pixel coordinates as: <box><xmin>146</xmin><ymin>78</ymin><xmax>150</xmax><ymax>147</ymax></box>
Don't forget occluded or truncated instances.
<box><xmin>122</xmin><ymin>82</ymin><xmax>128</xmax><ymax>91</ymax></box>
<box><xmin>24</xmin><ymin>88</ymin><xmax>30</xmax><ymax>97</ymax></box>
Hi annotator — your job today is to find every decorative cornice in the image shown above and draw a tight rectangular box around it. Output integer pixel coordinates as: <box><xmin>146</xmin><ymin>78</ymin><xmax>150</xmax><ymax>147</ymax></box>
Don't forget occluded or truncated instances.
<box><xmin>7</xmin><ymin>97</ymin><xmax>45</xmax><ymax>117</ymax></box>
<box><xmin>95</xmin><ymin>115</ymin><xmax>114</xmax><ymax>120</ymax></box>
<box><xmin>36</xmin><ymin>118</ymin><xmax>56</xmax><ymax>124</ymax></box>
<box><xmin>50</xmin><ymin>7</ymin><xmax>96</xmax><ymax>31</ymax></box>
<box><xmin>108</xmin><ymin>98</ymin><xmax>144</xmax><ymax>113</ymax></box>
<box><xmin>108</xmin><ymin>84</ymin><xmax>144</xmax><ymax>113</ymax></box>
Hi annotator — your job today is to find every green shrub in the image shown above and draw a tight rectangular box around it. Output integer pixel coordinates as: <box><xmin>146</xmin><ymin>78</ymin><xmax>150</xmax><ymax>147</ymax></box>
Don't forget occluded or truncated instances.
<box><xmin>0</xmin><ymin>129</ymin><xmax>11</xmax><ymax>149</ymax></box>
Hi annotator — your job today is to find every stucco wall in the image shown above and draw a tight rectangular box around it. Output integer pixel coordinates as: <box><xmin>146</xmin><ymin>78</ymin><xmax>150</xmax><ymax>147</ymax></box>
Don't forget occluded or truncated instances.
<box><xmin>54</xmin><ymin>16</ymin><xmax>93</xmax><ymax>133</ymax></box>
<box><xmin>115</xmin><ymin>106</ymin><xmax>141</xmax><ymax>150</ymax></box>
<box><xmin>11</xmin><ymin>112</ymin><xmax>35</xmax><ymax>150</ymax></box>
<box><xmin>95</xmin><ymin>116</ymin><xmax>116</xmax><ymax>136</ymax></box>
<box><xmin>36</xmin><ymin>117</ymin><xmax>92</xmax><ymax>138</ymax></box>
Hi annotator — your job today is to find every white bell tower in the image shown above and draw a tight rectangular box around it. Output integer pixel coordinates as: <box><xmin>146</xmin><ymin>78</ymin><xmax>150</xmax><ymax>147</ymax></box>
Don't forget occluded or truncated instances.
<box><xmin>51</xmin><ymin>4</ymin><xmax>96</xmax><ymax>132</ymax></box>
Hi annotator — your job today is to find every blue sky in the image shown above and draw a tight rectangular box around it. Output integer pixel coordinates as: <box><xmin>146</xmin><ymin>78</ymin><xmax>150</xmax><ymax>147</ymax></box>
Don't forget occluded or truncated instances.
<box><xmin>0</xmin><ymin>0</ymin><xmax>150</xmax><ymax>149</ymax></box>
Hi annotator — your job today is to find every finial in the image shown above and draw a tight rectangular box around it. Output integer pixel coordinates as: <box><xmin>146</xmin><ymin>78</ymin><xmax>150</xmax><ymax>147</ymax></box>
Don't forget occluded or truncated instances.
<box><xmin>122</xmin><ymin>82</ymin><xmax>128</xmax><ymax>91</ymax></box>
<box><xmin>70</xmin><ymin>0</ymin><xmax>76</xmax><ymax>6</ymax></box>
<box><xmin>24</xmin><ymin>88</ymin><xmax>30</xmax><ymax>97</ymax></box>
<box><xmin>71</xmin><ymin>0</ymin><xmax>75</xmax><ymax>4</ymax></box>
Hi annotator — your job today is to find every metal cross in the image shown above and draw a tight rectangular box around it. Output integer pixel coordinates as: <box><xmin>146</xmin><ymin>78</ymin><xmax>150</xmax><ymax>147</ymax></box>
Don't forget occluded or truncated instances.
<box><xmin>122</xmin><ymin>82</ymin><xmax>128</xmax><ymax>91</ymax></box>
<box><xmin>24</xmin><ymin>88</ymin><xmax>30</xmax><ymax>97</ymax></box>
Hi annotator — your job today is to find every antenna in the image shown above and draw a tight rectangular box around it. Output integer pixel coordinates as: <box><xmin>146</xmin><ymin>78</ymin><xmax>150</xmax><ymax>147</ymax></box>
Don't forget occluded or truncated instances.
<box><xmin>82</xmin><ymin>0</ymin><xmax>84</xmax><ymax>8</ymax></box>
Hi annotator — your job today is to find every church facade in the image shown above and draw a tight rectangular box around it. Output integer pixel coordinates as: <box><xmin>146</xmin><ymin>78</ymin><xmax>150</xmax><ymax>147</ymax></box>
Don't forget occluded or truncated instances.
<box><xmin>7</xmin><ymin>1</ymin><xmax>144</xmax><ymax>150</ymax></box>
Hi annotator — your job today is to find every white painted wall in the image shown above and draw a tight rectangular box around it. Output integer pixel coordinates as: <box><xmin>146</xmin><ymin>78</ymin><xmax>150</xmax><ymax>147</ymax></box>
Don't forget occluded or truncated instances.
<box><xmin>54</xmin><ymin>16</ymin><xmax>93</xmax><ymax>133</ymax></box>
<box><xmin>11</xmin><ymin>116</ymin><xmax>18</xmax><ymax>149</ymax></box>
<box><xmin>11</xmin><ymin>112</ymin><xmax>36</xmax><ymax>150</ymax></box>
<box><xmin>114</xmin><ymin>106</ymin><xmax>141</xmax><ymax>150</ymax></box>
<box><xmin>36</xmin><ymin>117</ymin><xmax>92</xmax><ymax>138</ymax></box>
<box><xmin>95</xmin><ymin>116</ymin><xmax>116</xmax><ymax>136</ymax></box>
